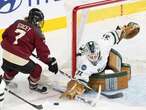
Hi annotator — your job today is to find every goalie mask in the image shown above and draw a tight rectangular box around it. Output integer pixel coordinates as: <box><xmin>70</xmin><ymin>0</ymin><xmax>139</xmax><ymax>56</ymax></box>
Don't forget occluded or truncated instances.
<box><xmin>28</xmin><ymin>8</ymin><xmax>44</xmax><ymax>28</ymax></box>
<box><xmin>84</xmin><ymin>41</ymin><xmax>101</xmax><ymax>65</ymax></box>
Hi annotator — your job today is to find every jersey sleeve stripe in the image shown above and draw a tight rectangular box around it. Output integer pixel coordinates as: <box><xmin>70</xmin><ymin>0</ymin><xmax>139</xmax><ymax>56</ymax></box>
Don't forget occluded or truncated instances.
<box><xmin>114</xmin><ymin>31</ymin><xmax>120</xmax><ymax>42</ymax></box>
<box><xmin>111</xmin><ymin>31</ymin><xmax>120</xmax><ymax>44</ymax></box>
<box><xmin>110</xmin><ymin>32</ymin><xmax>117</xmax><ymax>44</ymax></box>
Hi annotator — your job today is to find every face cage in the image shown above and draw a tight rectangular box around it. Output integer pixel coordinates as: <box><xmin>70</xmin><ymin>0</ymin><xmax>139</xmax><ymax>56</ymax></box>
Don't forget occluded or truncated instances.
<box><xmin>87</xmin><ymin>52</ymin><xmax>99</xmax><ymax>63</ymax></box>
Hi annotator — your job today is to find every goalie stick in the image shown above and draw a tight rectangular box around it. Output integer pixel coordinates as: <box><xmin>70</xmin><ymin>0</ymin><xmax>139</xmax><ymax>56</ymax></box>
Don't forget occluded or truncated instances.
<box><xmin>59</xmin><ymin>70</ymin><xmax>123</xmax><ymax>99</ymax></box>
<box><xmin>5</xmin><ymin>88</ymin><xmax>43</xmax><ymax>110</ymax></box>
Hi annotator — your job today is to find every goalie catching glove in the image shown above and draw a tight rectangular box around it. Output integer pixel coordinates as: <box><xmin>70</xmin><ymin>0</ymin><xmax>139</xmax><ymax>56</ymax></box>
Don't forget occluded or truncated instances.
<box><xmin>60</xmin><ymin>80</ymin><xmax>85</xmax><ymax>100</ymax></box>
<box><xmin>120</xmin><ymin>22</ymin><xmax>140</xmax><ymax>39</ymax></box>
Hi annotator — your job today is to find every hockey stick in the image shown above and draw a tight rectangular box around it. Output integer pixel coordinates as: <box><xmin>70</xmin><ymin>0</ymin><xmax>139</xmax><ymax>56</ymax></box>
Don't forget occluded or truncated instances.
<box><xmin>59</xmin><ymin>70</ymin><xmax>123</xmax><ymax>99</ymax></box>
<box><xmin>5</xmin><ymin>88</ymin><xmax>43</xmax><ymax>110</ymax></box>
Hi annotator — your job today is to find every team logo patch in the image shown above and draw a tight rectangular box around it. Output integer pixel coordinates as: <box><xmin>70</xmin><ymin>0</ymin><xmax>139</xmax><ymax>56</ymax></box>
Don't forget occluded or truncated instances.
<box><xmin>81</xmin><ymin>65</ymin><xmax>87</xmax><ymax>71</ymax></box>
<box><xmin>0</xmin><ymin>0</ymin><xmax>22</xmax><ymax>14</ymax></box>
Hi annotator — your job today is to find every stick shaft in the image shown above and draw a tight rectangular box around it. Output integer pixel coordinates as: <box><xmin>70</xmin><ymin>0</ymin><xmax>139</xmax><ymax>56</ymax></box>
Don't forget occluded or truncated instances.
<box><xmin>5</xmin><ymin>88</ymin><xmax>43</xmax><ymax>109</ymax></box>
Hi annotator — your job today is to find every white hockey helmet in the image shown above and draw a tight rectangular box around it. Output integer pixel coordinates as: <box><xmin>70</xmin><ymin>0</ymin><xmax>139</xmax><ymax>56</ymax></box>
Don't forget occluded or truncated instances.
<box><xmin>84</xmin><ymin>41</ymin><xmax>101</xmax><ymax>63</ymax></box>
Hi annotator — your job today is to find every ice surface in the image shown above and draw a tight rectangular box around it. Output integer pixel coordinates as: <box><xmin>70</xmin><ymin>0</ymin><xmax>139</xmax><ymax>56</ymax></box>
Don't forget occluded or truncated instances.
<box><xmin>2</xmin><ymin>71</ymin><xmax>146</xmax><ymax>110</ymax></box>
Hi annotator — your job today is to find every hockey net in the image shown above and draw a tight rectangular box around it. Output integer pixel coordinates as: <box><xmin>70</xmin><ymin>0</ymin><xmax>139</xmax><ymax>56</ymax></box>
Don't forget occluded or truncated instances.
<box><xmin>61</xmin><ymin>0</ymin><xmax>146</xmax><ymax>78</ymax></box>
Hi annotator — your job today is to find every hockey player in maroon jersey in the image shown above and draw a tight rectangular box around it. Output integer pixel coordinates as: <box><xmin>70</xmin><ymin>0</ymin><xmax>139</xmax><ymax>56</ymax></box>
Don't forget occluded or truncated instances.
<box><xmin>1</xmin><ymin>8</ymin><xmax>58</xmax><ymax>93</ymax></box>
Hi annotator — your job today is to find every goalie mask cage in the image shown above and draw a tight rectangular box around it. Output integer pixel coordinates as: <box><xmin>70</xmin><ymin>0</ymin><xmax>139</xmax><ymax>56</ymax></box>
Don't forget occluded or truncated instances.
<box><xmin>71</xmin><ymin>0</ymin><xmax>125</xmax><ymax>78</ymax></box>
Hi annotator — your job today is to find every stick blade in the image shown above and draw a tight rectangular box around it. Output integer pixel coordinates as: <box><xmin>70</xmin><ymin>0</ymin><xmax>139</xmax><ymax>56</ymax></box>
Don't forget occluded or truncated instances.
<box><xmin>110</xmin><ymin>92</ymin><xmax>123</xmax><ymax>98</ymax></box>
<box><xmin>101</xmin><ymin>92</ymin><xmax>123</xmax><ymax>99</ymax></box>
<box><xmin>33</xmin><ymin>104</ymin><xmax>43</xmax><ymax>110</ymax></box>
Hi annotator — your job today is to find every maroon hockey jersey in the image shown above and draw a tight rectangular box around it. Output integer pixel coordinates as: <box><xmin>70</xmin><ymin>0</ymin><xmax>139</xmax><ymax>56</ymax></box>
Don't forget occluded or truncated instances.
<box><xmin>1</xmin><ymin>20</ymin><xmax>50</xmax><ymax>64</ymax></box>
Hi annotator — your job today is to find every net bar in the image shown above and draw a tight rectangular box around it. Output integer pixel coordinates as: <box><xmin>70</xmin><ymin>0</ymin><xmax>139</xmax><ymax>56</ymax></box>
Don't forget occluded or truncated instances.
<box><xmin>72</xmin><ymin>0</ymin><xmax>126</xmax><ymax>77</ymax></box>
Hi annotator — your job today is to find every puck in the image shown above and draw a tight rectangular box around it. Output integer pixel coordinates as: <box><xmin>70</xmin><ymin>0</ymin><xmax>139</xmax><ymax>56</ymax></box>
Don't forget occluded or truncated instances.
<box><xmin>53</xmin><ymin>102</ymin><xmax>59</xmax><ymax>105</ymax></box>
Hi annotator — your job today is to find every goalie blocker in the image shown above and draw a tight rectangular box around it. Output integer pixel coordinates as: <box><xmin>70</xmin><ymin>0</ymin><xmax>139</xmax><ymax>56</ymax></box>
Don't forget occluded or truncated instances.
<box><xmin>88</xmin><ymin>49</ymin><xmax>131</xmax><ymax>91</ymax></box>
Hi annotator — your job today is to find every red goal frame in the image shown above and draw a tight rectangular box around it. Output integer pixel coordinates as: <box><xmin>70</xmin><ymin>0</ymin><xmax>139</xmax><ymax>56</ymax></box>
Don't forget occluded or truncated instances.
<box><xmin>71</xmin><ymin>0</ymin><xmax>125</xmax><ymax>78</ymax></box>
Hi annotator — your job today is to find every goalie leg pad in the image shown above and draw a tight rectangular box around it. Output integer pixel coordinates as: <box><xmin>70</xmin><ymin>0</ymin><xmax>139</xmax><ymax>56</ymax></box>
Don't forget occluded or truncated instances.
<box><xmin>107</xmin><ymin>49</ymin><xmax>122</xmax><ymax>72</ymax></box>
<box><xmin>88</xmin><ymin>72</ymin><xmax>128</xmax><ymax>91</ymax></box>
<box><xmin>121</xmin><ymin>63</ymin><xmax>131</xmax><ymax>80</ymax></box>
